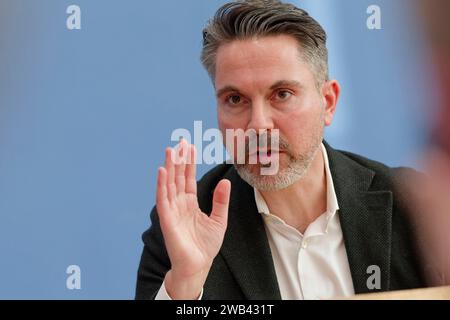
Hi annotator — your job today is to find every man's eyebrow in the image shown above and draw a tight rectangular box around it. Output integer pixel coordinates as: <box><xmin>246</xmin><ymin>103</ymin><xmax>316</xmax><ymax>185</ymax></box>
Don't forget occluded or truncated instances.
<box><xmin>216</xmin><ymin>86</ymin><xmax>240</xmax><ymax>98</ymax></box>
<box><xmin>215</xmin><ymin>80</ymin><xmax>303</xmax><ymax>98</ymax></box>
<box><xmin>270</xmin><ymin>80</ymin><xmax>303</xmax><ymax>90</ymax></box>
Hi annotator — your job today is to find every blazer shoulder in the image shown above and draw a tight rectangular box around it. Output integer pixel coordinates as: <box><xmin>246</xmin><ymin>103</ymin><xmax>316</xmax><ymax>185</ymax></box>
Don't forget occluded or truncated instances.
<box><xmin>337</xmin><ymin>149</ymin><xmax>425</xmax><ymax>189</ymax></box>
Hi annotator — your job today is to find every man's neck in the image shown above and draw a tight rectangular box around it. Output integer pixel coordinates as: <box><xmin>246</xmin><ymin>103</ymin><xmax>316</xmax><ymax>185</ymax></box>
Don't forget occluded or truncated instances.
<box><xmin>259</xmin><ymin>147</ymin><xmax>327</xmax><ymax>234</ymax></box>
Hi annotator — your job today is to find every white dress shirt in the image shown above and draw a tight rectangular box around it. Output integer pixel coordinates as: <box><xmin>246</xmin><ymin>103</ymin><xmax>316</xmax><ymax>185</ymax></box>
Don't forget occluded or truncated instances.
<box><xmin>156</xmin><ymin>143</ymin><xmax>354</xmax><ymax>300</ymax></box>
<box><xmin>255</xmin><ymin>143</ymin><xmax>354</xmax><ymax>299</ymax></box>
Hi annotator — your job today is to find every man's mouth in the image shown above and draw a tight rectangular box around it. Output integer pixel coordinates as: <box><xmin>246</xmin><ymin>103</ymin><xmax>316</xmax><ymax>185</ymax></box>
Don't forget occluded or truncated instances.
<box><xmin>248</xmin><ymin>149</ymin><xmax>284</xmax><ymax>164</ymax></box>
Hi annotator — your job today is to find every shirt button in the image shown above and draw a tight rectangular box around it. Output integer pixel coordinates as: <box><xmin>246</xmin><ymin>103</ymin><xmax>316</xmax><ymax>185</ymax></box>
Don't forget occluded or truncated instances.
<box><xmin>301</xmin><ymin>240</ymin><xmax>308</xmax><ymax>249</ymax></box>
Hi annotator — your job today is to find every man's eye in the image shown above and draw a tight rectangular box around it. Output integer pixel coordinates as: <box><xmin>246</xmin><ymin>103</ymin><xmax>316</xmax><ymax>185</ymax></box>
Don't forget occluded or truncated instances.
<box><xmin>227</xmin><ymin>95</ymin><xmax>242</xmax><ymax>105</ymax></box>
<box><xmin>274</xmin><ymin>90</ymin><xmax>292</xmax><ymax>101</ymax></box>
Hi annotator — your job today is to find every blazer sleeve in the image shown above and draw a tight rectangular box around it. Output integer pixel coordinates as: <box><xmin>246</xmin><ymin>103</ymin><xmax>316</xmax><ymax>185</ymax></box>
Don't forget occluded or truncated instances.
<box><xmin>135</xmin><ymin>206</ymin><xmax>171</xmax><ymax>300</ymax></box>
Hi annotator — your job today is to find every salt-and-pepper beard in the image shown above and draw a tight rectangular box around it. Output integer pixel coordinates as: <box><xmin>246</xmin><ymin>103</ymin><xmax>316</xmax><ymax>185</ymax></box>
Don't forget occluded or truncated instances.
<box><xmin>234</xmin><ymin>115</ymin><xmax>325</xmax><ymax>191</ymax></box>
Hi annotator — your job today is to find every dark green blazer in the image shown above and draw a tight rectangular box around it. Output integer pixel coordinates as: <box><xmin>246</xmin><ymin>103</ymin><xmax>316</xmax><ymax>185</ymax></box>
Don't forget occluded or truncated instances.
<box><xmin>135</xmin><ymin>141</ymin><xmax>425</xmax><ymax>299</ymax></box>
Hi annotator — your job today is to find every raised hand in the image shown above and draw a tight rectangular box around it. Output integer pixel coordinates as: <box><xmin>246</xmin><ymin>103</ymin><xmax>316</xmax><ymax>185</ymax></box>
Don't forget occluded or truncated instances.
<box><xmin>156</xmin><ymin>139</ymin><xmax>231</xmax><ymax>299</ymax></box>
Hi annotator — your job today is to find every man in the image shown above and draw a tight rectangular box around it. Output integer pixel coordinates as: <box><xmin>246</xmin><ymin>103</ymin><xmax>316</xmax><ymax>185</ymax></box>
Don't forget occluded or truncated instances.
<box><xmin>135</xmin><ymin>0</ymin><xmax>424</xmax><ymax>300</ymax></box>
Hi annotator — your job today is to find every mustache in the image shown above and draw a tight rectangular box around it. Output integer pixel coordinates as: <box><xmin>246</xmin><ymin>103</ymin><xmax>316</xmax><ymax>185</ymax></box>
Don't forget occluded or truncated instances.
<box><xmin>245</xmin><ymin>133</ymin><xmax>290</xmax><ymax>156</ymax></box>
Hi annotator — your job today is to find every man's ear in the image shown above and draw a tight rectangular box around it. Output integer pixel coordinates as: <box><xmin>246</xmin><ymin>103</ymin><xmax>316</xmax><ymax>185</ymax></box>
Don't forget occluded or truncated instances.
<box><xmin>321</xmin><ymin>80</ymin><xmax>340</xmax><ymax>126</ymax></box>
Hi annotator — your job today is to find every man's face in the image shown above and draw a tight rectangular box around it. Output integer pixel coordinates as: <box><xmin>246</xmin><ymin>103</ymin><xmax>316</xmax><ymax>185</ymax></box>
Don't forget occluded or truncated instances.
<box><xmin>214</xmin><ymin>35</ymin><xmax>338</xmax><ymax>190</ymax></box>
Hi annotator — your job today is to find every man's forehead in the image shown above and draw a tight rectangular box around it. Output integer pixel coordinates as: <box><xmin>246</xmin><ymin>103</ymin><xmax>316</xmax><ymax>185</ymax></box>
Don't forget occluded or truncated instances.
<box><xmin>214</xmin><ymin>60</ymin><xmax>310</xmax><ymax>95</ymax></box>
<box><xmin>214</xmin><ymin>36</ymin><xmax>310</xmax><ymax>89</ymax></box>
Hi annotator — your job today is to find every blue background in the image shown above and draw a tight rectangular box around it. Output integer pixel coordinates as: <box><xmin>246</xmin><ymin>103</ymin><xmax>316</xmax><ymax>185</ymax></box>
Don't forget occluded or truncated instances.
<box><xmin>0</xmin><ymin>0</ymin><xmax>434</xmax><ymax>299</ymax></box>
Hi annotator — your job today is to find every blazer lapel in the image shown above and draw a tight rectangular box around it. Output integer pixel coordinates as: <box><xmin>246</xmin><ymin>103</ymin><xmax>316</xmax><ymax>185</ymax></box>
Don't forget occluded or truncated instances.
<box><xmin>324</xmin><ymin>141</ymin><xmax>393</xmax><ymax>293</ymax></box>
<box><xmin>219</xmin><ymin>167</ymin><xmax>282</xmax><ymax>300</ymax></box>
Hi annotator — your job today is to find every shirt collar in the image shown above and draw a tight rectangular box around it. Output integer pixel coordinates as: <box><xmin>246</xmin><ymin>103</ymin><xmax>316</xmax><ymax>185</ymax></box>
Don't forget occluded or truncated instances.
<box><xmin>254</xmin><ymin>142</ymin><xmax>339</xmax><ymax>220</ymax></box>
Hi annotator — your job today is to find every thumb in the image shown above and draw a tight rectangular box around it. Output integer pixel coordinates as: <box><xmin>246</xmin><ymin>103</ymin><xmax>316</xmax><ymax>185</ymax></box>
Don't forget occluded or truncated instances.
<box><xmin>210</xmin><ymin>179</ymin><xmax>231</xmax><ymax>227</ymax></box>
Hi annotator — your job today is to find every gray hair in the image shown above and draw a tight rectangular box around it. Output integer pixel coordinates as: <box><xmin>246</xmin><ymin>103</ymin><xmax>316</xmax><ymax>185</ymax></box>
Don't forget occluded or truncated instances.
<box><xmin>201</xmin><ymin>0</ymin><xmax>329</xmax><ymax>86</ymax></box>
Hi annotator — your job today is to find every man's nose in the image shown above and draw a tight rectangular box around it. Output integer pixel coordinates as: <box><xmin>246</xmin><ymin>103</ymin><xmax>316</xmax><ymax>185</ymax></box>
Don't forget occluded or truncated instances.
<box><xmin>246</xmin><ymin>101</ymin><xmax>274</xmax><ymax>131</ymax></box>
